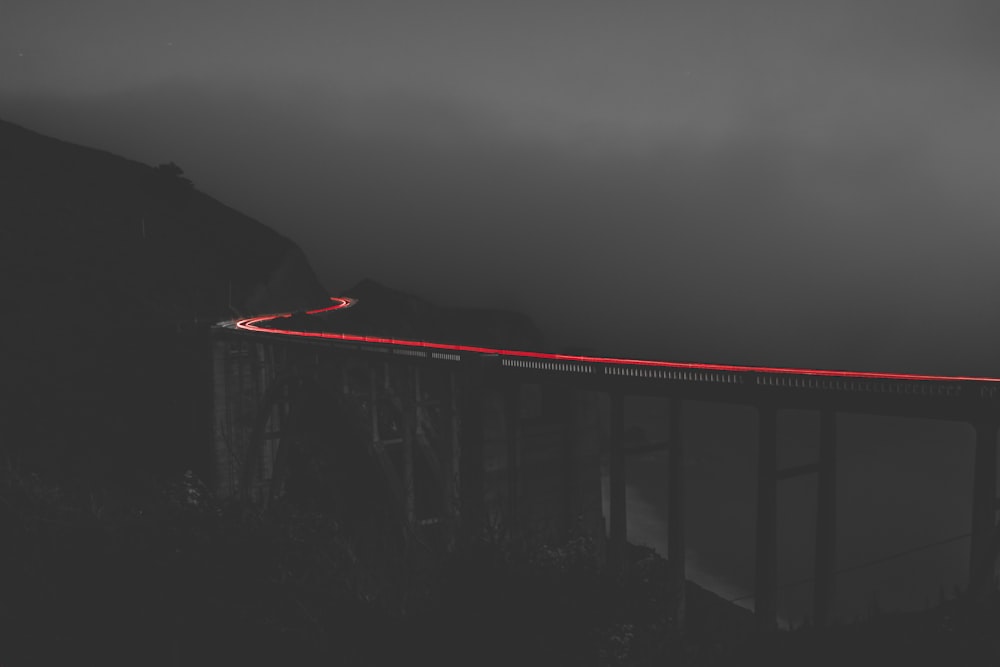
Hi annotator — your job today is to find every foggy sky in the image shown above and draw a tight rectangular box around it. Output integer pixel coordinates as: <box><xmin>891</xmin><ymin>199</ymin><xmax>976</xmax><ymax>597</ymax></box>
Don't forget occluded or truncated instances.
<box><xmin>5</xmin><ymin>1</ymin><xmax>1000</xmax><ymax>374</ymax></box>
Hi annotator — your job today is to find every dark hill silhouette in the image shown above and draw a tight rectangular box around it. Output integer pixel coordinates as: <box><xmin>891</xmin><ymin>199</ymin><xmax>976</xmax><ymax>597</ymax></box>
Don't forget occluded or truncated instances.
<box><xmin>0</xmin><ymin>117</ymin><xmax>327</xmax><ymax>328</ymax></box>
<box><xmin>335</xmin><ymin>278</ymin><xmax>547</xmax><ymax>350</ymax></box>
<box><xmin>278</xmin><ymin>278</ymin><xmax>548</xmax><ymax>351</ymax></box>
<box><xmin>0</xmin><ymin>117</ymin><xmax>326</xmax><ymax>493</ymax></box>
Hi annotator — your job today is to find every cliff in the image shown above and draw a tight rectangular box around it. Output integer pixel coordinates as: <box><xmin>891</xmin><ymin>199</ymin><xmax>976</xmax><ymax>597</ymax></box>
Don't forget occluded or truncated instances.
<box><xmin>0</xmin><ymin>118</ymin><xmax>327</xmax><ymax>490</ymax></box>
<box><xmin>0</xmin><ymin>117</ymin><xmax>327</xmax><ymax>328</ymax></box>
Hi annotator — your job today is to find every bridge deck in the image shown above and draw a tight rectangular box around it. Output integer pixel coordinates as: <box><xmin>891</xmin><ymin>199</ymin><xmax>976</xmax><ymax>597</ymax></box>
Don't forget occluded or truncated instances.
<box><xmin>218</xmin><ymin>297</ymin><xmax>1000</xmax><ymax>415</ymax></box>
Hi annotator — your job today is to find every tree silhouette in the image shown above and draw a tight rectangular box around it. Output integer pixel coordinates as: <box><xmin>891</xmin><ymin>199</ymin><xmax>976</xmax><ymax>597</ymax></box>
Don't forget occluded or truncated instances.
<box><xmin>154</xmin><ymin>161</ymin><xmax>193</xmax><ymax>189</ymax></box>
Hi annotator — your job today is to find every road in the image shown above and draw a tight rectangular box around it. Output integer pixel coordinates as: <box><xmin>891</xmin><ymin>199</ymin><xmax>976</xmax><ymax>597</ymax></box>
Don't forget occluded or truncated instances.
<box><xmin>228</xmin><ymin>296</ymin><xmax>1000</xmax><ymax>384</ymax></box>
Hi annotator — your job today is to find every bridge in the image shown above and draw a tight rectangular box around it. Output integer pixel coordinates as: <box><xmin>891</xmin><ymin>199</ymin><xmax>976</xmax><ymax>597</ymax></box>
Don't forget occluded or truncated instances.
<box><xmin>212</xmin><ymin>296</ymin><xmax>1000</xmax><ymax>632</ymax></box>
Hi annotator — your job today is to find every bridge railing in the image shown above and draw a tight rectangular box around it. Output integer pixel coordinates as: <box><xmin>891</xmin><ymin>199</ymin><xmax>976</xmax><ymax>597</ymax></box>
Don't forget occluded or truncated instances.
<box><xmin>221</xmin><ymin>324</ymin><xmax>997</xmax><ymax>403</ymax></box>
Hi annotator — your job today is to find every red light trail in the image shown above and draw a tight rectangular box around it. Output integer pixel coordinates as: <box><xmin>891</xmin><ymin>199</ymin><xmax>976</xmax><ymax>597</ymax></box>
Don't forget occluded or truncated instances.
<box><xmin>234</xmin><ymin>297</ymin><xmax>1000</xmax><ymax>384</ymax></box>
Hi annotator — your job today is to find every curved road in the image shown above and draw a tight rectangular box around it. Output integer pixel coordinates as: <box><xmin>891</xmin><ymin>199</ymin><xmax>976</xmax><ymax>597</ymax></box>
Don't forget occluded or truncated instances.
<box><xmin>227</xmin><ymin>297</ymin><xmax>1000</xmax><ymax>385</ymax></box>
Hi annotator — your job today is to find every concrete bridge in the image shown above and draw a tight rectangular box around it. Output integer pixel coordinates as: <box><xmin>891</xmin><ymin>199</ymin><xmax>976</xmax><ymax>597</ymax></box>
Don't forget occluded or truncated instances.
<box><xmin>212</xmin><ymin>297</ymin><xmax>1000</xmax><ymax>632</ymax></box>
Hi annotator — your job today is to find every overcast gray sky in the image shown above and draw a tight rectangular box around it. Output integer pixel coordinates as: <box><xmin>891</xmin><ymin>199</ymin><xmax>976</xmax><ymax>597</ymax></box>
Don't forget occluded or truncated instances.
<box><xmin>4</xmin><ymin>0</ymin><xmax>1000</xmax><ymax>373</ymax></box>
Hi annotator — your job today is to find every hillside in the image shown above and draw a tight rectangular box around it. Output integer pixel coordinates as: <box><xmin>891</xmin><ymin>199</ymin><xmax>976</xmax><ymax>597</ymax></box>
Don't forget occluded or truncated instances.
<box><xmin>0</xmin><ymin>117</ymin><xmax>327</xmax><ymax>325</ymax></box>
<box><xmin>0</xmin><ymin>118</ymin><xmax>328</xmax><ymax>490</ymax></box>
<box><xmin>335</xmin><ymin>277</ymin><xmax>548</xmax><ymax>350</ymax></box>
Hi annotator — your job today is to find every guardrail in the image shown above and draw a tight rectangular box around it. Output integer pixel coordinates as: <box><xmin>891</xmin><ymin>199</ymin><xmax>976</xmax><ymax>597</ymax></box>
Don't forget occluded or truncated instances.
<box><xmin>219</xmin><ymin>296</ymin><xmax>1000</xmax><ymax>401</ymax></box>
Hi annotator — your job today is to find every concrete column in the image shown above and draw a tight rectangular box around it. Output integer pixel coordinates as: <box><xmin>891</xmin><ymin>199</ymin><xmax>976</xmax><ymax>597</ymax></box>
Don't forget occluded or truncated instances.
<box><xmin>445</xmin><ymin>370</ymin><xmax>462</xmax><ymax>551</ymax></box>
<box><xmin>504</xmin><ymin>384</ymin><xmax>521</xmax><ymax>542</ymax></box>
<box><xmin>241</xmin><ymin>378</ymin><xmax>279</xmax><ymax>506</ymax></box>
<box><xmin>369</xmin><ymin>367</ymin><xmax>381</xmax><ymax>444</ymax></box>
<box><xmin>562</xmin><ymin>388</ymin><xmax>579</xmax><ymax>536</ymax></box>
<box><xmin>755</xmin><ymin>403</ymin><xmax>778</xmax><ymax>631</ymax></box>
<box><xmin>969</xmin><ymin>420</ymin><xmax>998</xmax><ymax>604</ymax></box>
<box><xmin>668</xmin><ymin>396</ymin><xmax>686</xmax><ymax>628</ymax></box>
<box><xmin>608</xmin><ymin>391</ymin><xmax>627</xmax><ymax>575</ymax></box>
<box><xmin>459</xmin><ymin>361</ymin><xmax>487</xmax><ymax>541</ymax></box>
<box><xmin>211</xmin><ymin>338</ymin><xmax>233</xmax><ymax>497</ymax></box>
<box><xmin>235</xmin><ymin>341</ymin><xmax>247</xmax><ymax>497</ymax></box>
<box><xmin>195</xmin><ymin>329</ymin><xmax>217</xmax><ymax>490</ymax></box>
<box><xmin>814</xmin><ymin>409</ymin><xmax>837</xmax><ymax>627</ymax></box>
<box><xmin>401</xmin><ymin>366</ymin><xmax>417</xmax><ymax>528</ymax></box>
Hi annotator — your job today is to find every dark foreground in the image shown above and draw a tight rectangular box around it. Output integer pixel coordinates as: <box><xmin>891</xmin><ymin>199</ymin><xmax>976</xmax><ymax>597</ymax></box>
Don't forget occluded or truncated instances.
<box><xmin>2</xmin><ymin>464</ymin><xmax>999</xmax><ymax>666</ymax></box>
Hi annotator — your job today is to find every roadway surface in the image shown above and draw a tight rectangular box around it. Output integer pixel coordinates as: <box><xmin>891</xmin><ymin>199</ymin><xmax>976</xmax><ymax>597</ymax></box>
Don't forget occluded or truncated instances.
<box><xmin>224</xmin><ymin>297</ymin><xmax>1000</xmax><ymax>386</ymax></box>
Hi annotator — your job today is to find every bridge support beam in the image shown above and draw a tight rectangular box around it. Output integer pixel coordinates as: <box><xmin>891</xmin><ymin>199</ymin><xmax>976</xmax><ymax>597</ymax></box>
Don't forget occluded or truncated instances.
<box><xmin>608</xmin><ymin>391</ymin><xmax>627</xmax><ymax>576</ymax></box>
<box><xmin>459</xmin><ymin>362</ymin><xmax>487</xmax><ymax>542</ymax></box>
<box><xmin>401</xmin><ymin>366</ymin><xmax>417</xmax><ymax>530</ymax></box>
<box><xmin>668</xmin><ymin>397</ymin><xmax>686</xmax><ymax>629</ymax></box>
<box><xmin>754</xmin><ymin>403</ymin><xmax>778</xmax><ymax>632</ymax></box>
<box><xmin>814</xmin><ymin>409</ymin><xmax>837</xmax><ymax>627</ymax></box>
<box><xmin>504</xmin><ymin>384</ymin><xmax>521</xmax><ymax>543</ymax></box>
<box><xmin>445</xmin><ymin>370</ymin><xmax>462</xmax><ymax>552</ymax></box>
<box><xmin>368</xmin><ymin>367</ymin><xmax>408</xmax><ymax>529</ymax></box>
<box><xmin>968</xmin><ymin>420</ymin><xmax>998</xmax><ymax>605</ymax></box>
<box><xmin>562</xmin><ymin>390</ymin><xmax>578</xmax><ymax>535</ymax></box>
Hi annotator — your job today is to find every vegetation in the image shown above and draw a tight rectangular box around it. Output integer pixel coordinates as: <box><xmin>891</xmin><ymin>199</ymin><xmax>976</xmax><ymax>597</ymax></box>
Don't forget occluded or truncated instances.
<box><xmin>0</xmin><ymin>453</ymin><xmax>717</xmax><ymax>666</ymax></box>
<box><xmin>153</xmin><ymin>162</ymin><xmax>194</xmax><ymax>190</ymax></box>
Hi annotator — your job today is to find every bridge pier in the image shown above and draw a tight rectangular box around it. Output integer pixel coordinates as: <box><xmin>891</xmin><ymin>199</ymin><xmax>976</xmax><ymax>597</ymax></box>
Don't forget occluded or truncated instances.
<box><xmin>445</xmin><ymin>370</ymin><xmax>462</xmax><ymax>552</ymax></box>
<box><xmin>968</xmin><ymin>420</ymin><xmax>998</xmax><ymax>605</ymax></box>
<box><xmin>608</xmin><ymin>391</ymin><xmax>627</xmax><ymax>576</ymax></box>
<box><xmin>504</xmin><ymin>383</ymin><xmax>522</xmax><ymax>543</ymax></box>
<box><xmin>561</xmin><ymin>389</ymin><xmax>578</xmax><ymax>534</ymax></box>
<box><xmin>668</xmin><ymin>397</ymin><xmax>686</xmax><ymax>628</ymax></box>
<box><xmin>754</xmin><ymin>405</ymin><xmax>840</xmax><ymax>630</ymax></box>
<box><xmin>814</xmin><ymin>409</ymin><xmax>837</xmax><ymax>627</ymax></box>
<box><xmin>459</xmin><ymin>361</ymin><xmax>487</xmax><ymax>542</ymax></box>
<box><xmin>400</xmin><ymin>366</ymin><xmax>417</xmax><ymax>530</ymax></box>
<box><xmin>367</xmin><ymin>366</ymin><xmax>407</xmax><ymax>527</ymax></box>
<box><xmin>754</xmin><ymin>403</ymin><xmax>778</xmax><ymax>632</ymax></box>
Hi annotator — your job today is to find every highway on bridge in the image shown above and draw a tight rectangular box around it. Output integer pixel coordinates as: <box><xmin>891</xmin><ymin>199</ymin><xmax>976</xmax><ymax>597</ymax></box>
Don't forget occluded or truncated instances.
<box><xmin>226</xmin><ymin>296</ymin><xmax>1000</xmax><ymax>388</ymax></box>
